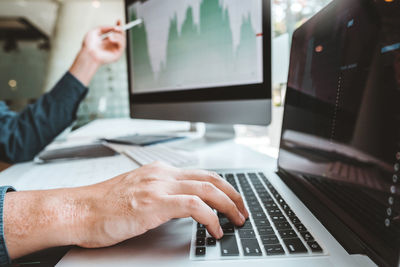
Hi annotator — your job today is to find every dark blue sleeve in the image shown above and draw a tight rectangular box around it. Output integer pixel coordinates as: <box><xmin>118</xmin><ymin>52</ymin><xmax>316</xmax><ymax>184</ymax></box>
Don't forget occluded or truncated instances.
<box><xmin>0</xmin><ymin>186</ymin><xmax>15</xmax><ymax>266</ymax></box>
<box><xmin>0</xmin><ymin>72</ymin><xmax>88</xmax><ymax>163</ymax></box>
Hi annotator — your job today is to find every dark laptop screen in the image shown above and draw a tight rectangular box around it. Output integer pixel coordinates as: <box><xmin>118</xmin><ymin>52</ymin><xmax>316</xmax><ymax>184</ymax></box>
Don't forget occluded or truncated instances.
<box><xmin>278</xmin><ymin>0</ymin><xmax>400</xmax><ymax>266</ymax></box>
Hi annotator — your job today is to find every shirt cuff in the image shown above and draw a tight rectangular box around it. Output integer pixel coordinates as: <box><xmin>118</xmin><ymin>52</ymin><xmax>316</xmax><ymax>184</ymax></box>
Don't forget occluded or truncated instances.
<box><xmin>0</xmin><ymin>186</ymin><xmax>15</xmax><ymax>266</ymax></box>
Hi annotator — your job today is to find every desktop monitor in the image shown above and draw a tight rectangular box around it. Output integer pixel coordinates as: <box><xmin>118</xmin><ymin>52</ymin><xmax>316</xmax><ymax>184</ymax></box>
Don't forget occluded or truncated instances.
<box><xmin>124</xmin><ymin>0</ymin><xmax>271</xmax><ymax>129</ymax></box>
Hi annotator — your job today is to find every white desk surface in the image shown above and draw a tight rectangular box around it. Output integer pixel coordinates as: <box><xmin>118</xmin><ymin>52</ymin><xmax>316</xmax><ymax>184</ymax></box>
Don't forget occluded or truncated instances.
<box><xmin>0</xmin><ymin>118</ymin><xmax>277</xmax><ymax>192</ymax></box>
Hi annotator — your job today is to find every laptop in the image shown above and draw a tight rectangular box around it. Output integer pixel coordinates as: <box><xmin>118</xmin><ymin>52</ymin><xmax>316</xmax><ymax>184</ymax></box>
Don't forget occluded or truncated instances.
<box><xmin>57</xmin><ymin>0</ymin><xmax>399</xmax><ymax>266</ymax></box>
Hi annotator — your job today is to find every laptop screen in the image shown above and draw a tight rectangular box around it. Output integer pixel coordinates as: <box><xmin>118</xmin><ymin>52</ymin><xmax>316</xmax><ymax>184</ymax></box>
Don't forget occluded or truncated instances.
<box><xmin>277</xmin><ymin>0</ymin><xmax>400</xmax><ymax>266</ymax></box>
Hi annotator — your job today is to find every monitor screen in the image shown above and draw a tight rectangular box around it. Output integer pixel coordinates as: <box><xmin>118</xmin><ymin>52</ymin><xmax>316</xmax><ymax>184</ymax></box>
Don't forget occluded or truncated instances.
<box><xmin>278</xmin><ymin>0</ymin><xmax>400</xmax><ymax>266</ymax></box>
<box><xmin>125</xmin><ymin>0</ymin><xmax>271</xmax><ymax>106</ymax></box>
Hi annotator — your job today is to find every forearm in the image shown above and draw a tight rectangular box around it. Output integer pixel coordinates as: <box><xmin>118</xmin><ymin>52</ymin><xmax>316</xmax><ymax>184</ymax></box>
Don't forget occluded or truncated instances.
<box><xmin>3</xmin><ymin>188</ymin><xmax>90</xmax><ymax>259</ymax></box>
<box><xmin>69</xmin><ymin>48</ymin><xmax>101</xmax><ymax>87</ymax></box>
<box><xmin>0</xmin><ymin>73</ymin><xmax>88</xmax><ymax>164</ymax></box>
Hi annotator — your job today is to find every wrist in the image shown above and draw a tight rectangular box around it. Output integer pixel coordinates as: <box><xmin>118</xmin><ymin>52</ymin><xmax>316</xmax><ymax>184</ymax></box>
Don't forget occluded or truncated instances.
<box><xmin>68</xmin><ymin>48</ymin><xmax>101</xmax><ymax>86</ymax></box>
<box><xmin>4</xmin><ymin>190</ymin><xmax>81</xmax><ymax>259</ymax></box>
<box><xmin>66</xmin><ymin>185</ymin><xmax>106</xmax><ymax>248</ymax></box>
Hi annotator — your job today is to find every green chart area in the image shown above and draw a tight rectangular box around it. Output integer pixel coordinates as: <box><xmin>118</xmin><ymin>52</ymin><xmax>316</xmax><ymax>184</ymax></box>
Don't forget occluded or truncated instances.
<box><xmin>129</xmin><ymin>0</ymin><xmax>262</xmax><ymax>94</ymax></box>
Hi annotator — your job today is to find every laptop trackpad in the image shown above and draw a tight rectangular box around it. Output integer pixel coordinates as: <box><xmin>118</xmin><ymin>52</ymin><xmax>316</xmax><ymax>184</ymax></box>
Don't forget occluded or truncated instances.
<box><xmin>57</xmin><ymin>218</ymin><xmax>193</xmax><ymax>266</ymax></box>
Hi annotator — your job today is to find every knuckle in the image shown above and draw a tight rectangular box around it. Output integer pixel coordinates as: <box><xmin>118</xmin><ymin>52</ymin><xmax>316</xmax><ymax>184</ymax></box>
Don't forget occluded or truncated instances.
<box><xmin>200</xmin><ymin>171</ymin><xmax>221</xmax><ymax>184</ymax></box>
<box><xmin>207</xmin><ymin>171</ymin><xmax>221</xmax><ymax>180</ymax></box>
<box><xmin>233</xmin><ymin>192</ymin><xmax>243</xmax><ymax>203</ymax></box>
<box><xmin>142</xmin><ymin>176</ymin><xmax>159</xmax><ymax>185</ymax></box>
<box><xmin>187</xmin><ymin>195</ymin><xmax>202</xmax><ymax>209</ymax></box>
<box><xmin>201</xmin><ymin>182</ymin><xmax>216</xmax><ymax>194</ymax></box>
<box><xmin>138</xmin><ymin>189</ymin><xmax>156</xmax><ymax>201</ymax></box>
<box><xmin>147</xmin><ymin>161</ymin><xmax>163</xmax><ymax>169</ymax></box>
<box><xmin>148</xmin><ymin>161</ymin><xmax>174</xmax><ymax>171</ymax></box>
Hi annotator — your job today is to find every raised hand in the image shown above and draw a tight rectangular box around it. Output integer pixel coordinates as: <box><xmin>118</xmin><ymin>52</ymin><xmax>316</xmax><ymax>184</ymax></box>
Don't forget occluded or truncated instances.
<box><xmin>69</xmin><ymin>20</ymin><xmax>126</xmax><ymax>86</ymax></box>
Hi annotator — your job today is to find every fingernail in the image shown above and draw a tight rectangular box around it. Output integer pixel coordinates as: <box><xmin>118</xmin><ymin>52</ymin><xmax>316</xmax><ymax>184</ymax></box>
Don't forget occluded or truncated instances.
<box><xmin>218</xmin><ymin>227</ymin><xmax>224</xmax><ymax>238</ymax></box>
<box><xmin>239</xmin><ymin>213</ymin><xmax>246</xmax><ymax>224</ymax></box>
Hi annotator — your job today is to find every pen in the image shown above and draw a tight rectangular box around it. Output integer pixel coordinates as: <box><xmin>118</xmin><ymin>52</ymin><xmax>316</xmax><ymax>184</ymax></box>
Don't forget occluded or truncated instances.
<box><xmin>101</xmin><ymin>18</ymin><xmax>143</xmax><ymax>40</ymax></box>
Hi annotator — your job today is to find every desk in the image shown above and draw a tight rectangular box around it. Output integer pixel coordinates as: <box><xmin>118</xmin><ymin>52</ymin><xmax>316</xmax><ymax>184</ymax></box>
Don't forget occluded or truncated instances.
<box><xmin>0</xmin><ymin>118</ymin><xmax>277</xmax><ymax>266</ymax></box>
<box><xmin>0</xmin><ymin>119</ymin><xmax>277</xmax><ymax>191</ymax></box>
<box><xmin>0</xmin><ymin>119</ymin><xmax>377</xmax><ymax>267</ymax></box>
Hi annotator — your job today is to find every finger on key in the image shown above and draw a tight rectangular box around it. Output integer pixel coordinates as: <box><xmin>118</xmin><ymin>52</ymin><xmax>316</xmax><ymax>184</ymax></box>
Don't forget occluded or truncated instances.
<box><xmin>174</xmin><ymin>180</ymin><xmax>245</xmax><ymax>226</ymax></box>
<box><xmin>164</xmin><ymin>195</ymin><xmax>223</xmax><ymax>239</ymax></box>
<box><xmin>179</xmin><ymin>170</ymin><xmax>249</xmax><ymax>218</ymax></box>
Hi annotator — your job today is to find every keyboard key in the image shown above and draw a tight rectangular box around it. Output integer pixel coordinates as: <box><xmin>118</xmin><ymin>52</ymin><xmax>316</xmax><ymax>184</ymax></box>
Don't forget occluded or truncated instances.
<box><xmin>196</xmin><ymin>229</ymin><xmax>206</xmax><ymax>238</ymax></box>
<box><xmin>252</xmin><ymin>212</ymin><xmax>267</xmax><ymax>219</ymax></box>
<box><xmin>197</xmin><ymin>223</ymin><xmax>205</xmax><ymax>229</ymax></box>
<box><xmin>308</xmin><ymin>241</ymin><xmax>323</xmax><ymax>252</ymax></box>
<box><xmin>248</xmin><ymin>173</ymin><xmax>258</xmax><ymax>179</ymax></box>
<box><xmin>225</xmin><ymin>174</ymin><xmax>234</xmax><ymax>179</ymax></box>
<box><xmin>237</xmin><ymin>173</ymin><xmax>246</xmax><ymax>179</ymax></box>
<box><xmin>243</xmin><ymin>192</ymin><xmax>255</xmax><ymax>198</ymax></box>
<box><xmin>279</xmin><ymin>230</ymin><xmax>297</xmax><ymax>239</ymax></box>
<box><xmin>290</xmin><ymin>216</ymin><xmax>300</xmax><ymax>224</ymax></box>
<box><xmin>227</xmin><ymin>177</ymin><xmax>236</xmax><ymax>183</ymax></box>
<box><xmin>220</xmin><ymin>220</ymin><xmax>234</xmax><ymax>233</ymax></box>
<box><xmin>241</xmin><ymin>239</ymin><xmax>262</xmax><ymax>256</ymax></box>
<box><xmin>196</xmin><ymin>238</ymin><xmax>205</xmax><ymax>246</ymax></box>
<box><xmin>239</xmin><ymin>229</ymin><xmax>256</xmax><ymax>239</ymax></box>
<box><xmin>246</xmin><ymin>196</ymin><xmax>258</xmax><ymax>202</ymax></box>
<box><xmin>258</xmin><ymin>226</ymin><xmax>275</xmax><ymax>236</ymax></box>
<box><xmin>206</xmin><ymin>237</ymin><xmax>216</xmax><ymax>246</ymax></box>
<box><xmin>254</xmin><ymin>219</ymin><xmax>270</xmax><ymax>227</ymax></box>
<box><xmin>261</xmin><ymin>235</ymin><xmax>280</xmax><ymax>245</ymax></box>
<box><xmin>240</xmin><ymin>220</ymin><xmax>253</xmax><ymax>229</ymax></box>
<box><xmin>249</xmin><ymin>206</ymin><xmax>264</xmax><ymax>212</ymax></box>
<box><xmin>259</xmin><ymin>193</ymin><xmax>271</xmax><ymax>199</ymax></box>
<box><xmin>223</xmin><ymin>227</ymin><xmax>235</xmax><ymax>234</ymax></box>
<box><xmin>267</xmin><ymin>208</ymin><xmax>283</xmax><ymax>216</ymax></box>
<box><xmin>274</xmin><ymin>222</ymin><xmax>292</xmax><ymax>230</ymax></box>
<box><xmin>301</xmin><ymin>231</ymin><xmax>314</xmax><ymax>241</ymax></box>
<box><xmin>258</xmin><ymin>172</ymin><xmax>266</xmax><ymax>178</ymax></box>
<box><xmin>219</xmin><ymin>217</ymin><xmax>234</xmax><ymax>233</ymax></box>
<box><xmin>276</xmin><ymin>197</ymin><xmax>285</xmax><ymax>205</ymax></box>
<box><xmin>220</xmin><ymin>235</ymin><xmax>239</xmax><ymax>256</ymax></box>
<box><xmin>264</xmin><ymin>244</ymin><xmax>285</xmax><ymax>255</ymax></box>
<box><xmin>264</xmin><ymin>202</ymin><xmax>277</xmax><ymax>208</ymax></box>
<box><xmin>248</xmin><ymin>201</ymin><xmax>260</xmax><ymax>207</ymax></box>
<box><xmin>286</xmin><ymin>209</ymin><xmax>296</xmax><ymax>217</ymax></box>
<box><xmin>283</xmin><ymin>238</ymin><xmax>308</xmax><ymax>254</ymax></box>
<box><xmin>196</xmin><ymin>247</ymin><xmax>206</xmax><ymax>256</ymax></box>
<box><xmin>219</xmin><ymin>217</ymin><xmax>231</xmax><ymax>226</ymax></box>
<box><xmin>294</xmin><ymin>223</ymin><xmax>307</xmax><ymax>232</ymax></box>
<box><xmin>271</xmin><ymin>215</ymin><xmax>288</xmax><ymax>223</ymax></box>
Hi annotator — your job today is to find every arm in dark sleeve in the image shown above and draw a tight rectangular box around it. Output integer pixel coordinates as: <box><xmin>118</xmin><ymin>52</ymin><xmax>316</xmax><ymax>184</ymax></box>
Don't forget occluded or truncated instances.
<box><xmin>0</xmin><ymin>72</ymin><xmax>88</xmax><ymax>163</ymax></box>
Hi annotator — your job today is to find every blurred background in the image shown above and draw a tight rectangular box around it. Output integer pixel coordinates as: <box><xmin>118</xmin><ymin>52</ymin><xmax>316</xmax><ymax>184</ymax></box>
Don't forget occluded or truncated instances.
<box><xmin>0</xmin><ymin>0</ymin><xmax>330</xmax><ymax>154</ymax></box>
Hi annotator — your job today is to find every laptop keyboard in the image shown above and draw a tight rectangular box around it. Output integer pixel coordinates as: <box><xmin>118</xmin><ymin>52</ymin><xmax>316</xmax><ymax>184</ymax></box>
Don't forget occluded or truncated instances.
<box><xmin>191</xmin><ymin>172</ymin><xmax>324</xmax><ymax>260</ymax></box>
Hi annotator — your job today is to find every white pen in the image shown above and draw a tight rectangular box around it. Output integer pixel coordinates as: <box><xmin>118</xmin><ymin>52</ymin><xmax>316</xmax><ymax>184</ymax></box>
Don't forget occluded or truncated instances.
<box><xmin>101</xmin><ymin>19</ymin><xmax>143</xmax><ymax>40</ymax></box>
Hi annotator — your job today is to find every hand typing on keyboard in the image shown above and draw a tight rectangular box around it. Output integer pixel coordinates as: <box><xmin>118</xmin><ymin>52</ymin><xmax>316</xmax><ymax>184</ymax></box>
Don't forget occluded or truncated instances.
<box><xmin>4</xmin><ymin>162</ymin><xmax>249</xmax><ymax>260</ymax></box>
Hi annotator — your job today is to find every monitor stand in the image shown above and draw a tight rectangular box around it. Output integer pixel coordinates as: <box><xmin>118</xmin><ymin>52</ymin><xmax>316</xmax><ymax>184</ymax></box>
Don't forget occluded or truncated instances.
<box><xmin>172</xmin><ymin>123</ymin><xmax>235</xmax><ymax>151</ymax></box>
